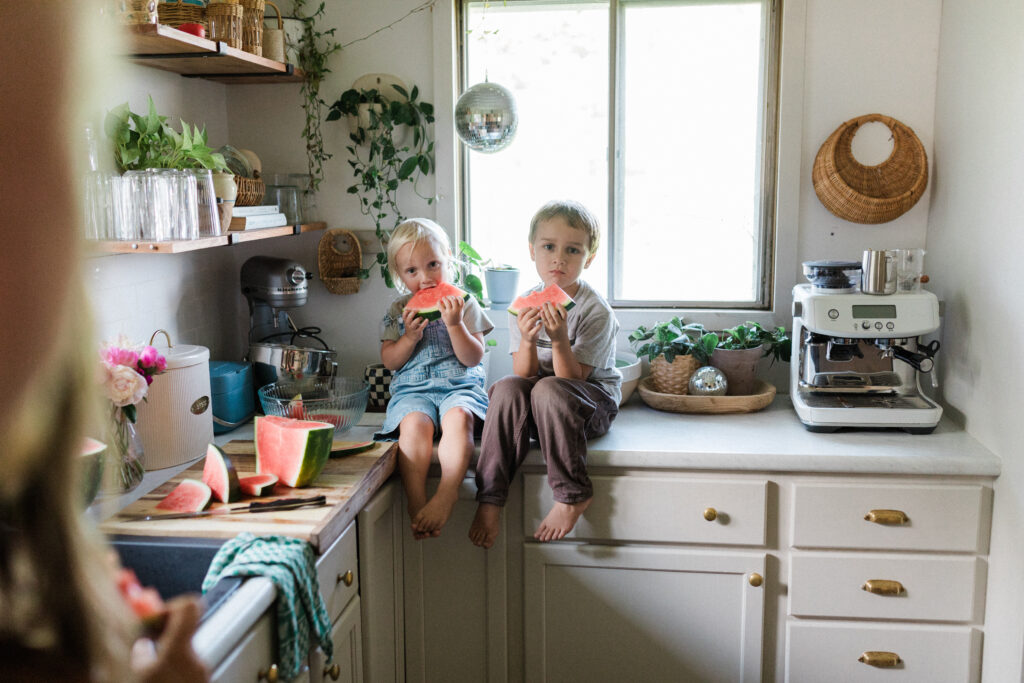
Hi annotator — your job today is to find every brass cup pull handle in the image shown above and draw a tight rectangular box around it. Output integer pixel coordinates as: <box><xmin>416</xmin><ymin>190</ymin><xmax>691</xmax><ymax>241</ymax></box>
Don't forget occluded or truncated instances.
<box><xmin>864</xmin><ymin>509</ymin><xmax>910</xmax><ymax>525</ymax></box>
<box><xmin>703</xmin><ymin>507</ymin><xmax>718</xmax><ymax>522</ymax></box>
<box><xmin>337</xmin><ymin>570</ymin><xmax>354</xmax><ymax>587</ymax></box>
<box><xmin>324</xmin><ymin>663</ymin><xmax>341</xmax><ymax>681</ymax></box>
<box><xmin>862</xmin><ymin>579</ymin><xmax>905</xmax><ymax>595</ymax></box>
<box><xmin>858</xmin><ymin>651</ymin><xmax>903</xmax><ymax>668</ymax></box>
<box><xmin>258</xmin><ymin>664</ymin><xmax>280</xmax><ymax>683</ymax></box>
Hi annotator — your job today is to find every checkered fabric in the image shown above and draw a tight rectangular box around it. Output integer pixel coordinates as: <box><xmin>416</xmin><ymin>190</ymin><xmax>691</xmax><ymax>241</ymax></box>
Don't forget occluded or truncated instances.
<box><xmin>364</xmin><ymin>363</ymin><xmax>393</xmax><ymax>408</ymax></box>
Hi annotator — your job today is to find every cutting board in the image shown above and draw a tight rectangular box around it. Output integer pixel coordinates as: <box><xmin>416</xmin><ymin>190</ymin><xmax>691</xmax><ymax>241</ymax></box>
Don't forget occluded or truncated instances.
<box><xmin>101</xmin><ymin>440</ymin><xmax>397</xmax><ymax>554</ymax></box>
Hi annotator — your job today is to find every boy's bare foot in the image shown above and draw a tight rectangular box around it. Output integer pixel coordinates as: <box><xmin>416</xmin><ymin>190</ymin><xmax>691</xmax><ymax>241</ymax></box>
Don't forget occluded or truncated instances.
<box><xmin>411</xmin><ymin>488</ymin><xmax>459</xmax><ymax>539</ymax></box>
<box><xmin>534</xmin><ymin>498</ymin><xmax>592</xmax><ymax>542</ymax></box>
<box><xmin>469</xmin><ymin>503</ymin><xmax>502</xmax><ymax>549</ymax></box>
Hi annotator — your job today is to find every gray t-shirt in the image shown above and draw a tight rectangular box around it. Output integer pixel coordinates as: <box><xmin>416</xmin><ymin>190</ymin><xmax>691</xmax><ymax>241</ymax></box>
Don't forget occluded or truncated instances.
<box><xmin>380</xmin><ymin>293</ymin><xmax>493</xmax><ymax>341</ymax></box>
<box><xmin>508</xmin><ymin>279</ymin><xmax>622</xmax><ymax>404</ymax></box>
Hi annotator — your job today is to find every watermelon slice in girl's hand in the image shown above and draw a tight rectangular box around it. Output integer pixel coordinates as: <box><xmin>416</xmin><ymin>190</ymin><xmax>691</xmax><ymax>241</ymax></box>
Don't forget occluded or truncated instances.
<box><xmin>404</xmin><ymin>282</ymin><xmax>470</xmax><ymax>320</ymax></box>
<box><xmin>508</xmin><ymin>283</ymin><xmax>575</xmax><ymax>317</ymax></box>
<box><xmin>116</xmin><ymin>567</ymin><xmax>167</xmax><ymax>635</ymax></box>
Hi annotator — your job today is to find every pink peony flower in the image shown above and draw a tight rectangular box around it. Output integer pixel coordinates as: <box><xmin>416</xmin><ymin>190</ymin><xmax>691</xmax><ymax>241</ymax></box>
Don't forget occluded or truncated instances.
<box><xmin>104</xmin><ymin>346</ymin><xmax>139</xmax><ymax>368</ymax></box>
<box><xmin>103</xmin><ymin>362</ymin><xmax>148</xmax><ymax>407</ymax></box>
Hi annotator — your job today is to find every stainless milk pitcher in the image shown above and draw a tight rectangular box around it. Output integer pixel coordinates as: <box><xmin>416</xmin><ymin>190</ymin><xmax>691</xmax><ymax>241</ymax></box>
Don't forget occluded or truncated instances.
<box><xmin>861</xmin><ymin>249</ymin><xmax>896</xmax><ymax>295</ymax></box>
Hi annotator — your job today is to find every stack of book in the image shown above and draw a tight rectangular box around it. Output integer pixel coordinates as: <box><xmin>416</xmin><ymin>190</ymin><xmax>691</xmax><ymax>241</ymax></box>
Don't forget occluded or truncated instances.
<box><xmin>229</xmin><ymin>205</ymin><xmax>289</xmax><ymax>231</ymax></box>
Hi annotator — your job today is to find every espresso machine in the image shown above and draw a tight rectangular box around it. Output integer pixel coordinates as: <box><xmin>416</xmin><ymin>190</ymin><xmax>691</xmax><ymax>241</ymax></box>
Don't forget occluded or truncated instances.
<box><xmin>790</xmin><ymin>259</ymin><xmax>942</xmax><ymax>433</ymax></box>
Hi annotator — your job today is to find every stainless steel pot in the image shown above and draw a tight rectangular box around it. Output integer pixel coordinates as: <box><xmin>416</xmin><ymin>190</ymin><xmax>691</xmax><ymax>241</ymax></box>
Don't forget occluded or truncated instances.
<box><xmin>247</xmin><ymin>342</ymin><xmax>337</xmax><ymax>390</ymax></box>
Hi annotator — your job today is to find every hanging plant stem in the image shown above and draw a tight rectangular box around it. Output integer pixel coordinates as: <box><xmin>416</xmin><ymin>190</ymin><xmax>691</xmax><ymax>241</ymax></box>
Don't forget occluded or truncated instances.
<box><xmin>294</xmin><ymin>0</ymin><xmax>341</xmax><ymax>192</ymax></box>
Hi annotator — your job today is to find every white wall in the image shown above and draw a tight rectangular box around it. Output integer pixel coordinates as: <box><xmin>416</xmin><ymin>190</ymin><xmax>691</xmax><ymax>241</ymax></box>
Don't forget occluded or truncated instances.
<box><xmin>930</xmin><ymin>1</ymin><xmax>1024</xmax><ymax>679</ymax></box>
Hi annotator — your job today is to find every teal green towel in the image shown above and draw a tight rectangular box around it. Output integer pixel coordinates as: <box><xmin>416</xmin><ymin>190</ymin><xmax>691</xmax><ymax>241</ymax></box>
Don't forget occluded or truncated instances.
<box><xmin>202</xmin><ymin>533</ymin><xmax>333</xmax><ymax>680</ymax></box>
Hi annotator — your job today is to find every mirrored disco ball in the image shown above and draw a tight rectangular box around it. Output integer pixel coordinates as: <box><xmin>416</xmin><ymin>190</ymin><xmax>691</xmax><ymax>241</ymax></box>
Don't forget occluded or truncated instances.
<box><xmin>455</xmin><ymin>82</ymin><xmax>518</xmax><ymax>153</ymax></box>
<box><xmin>689</xmin><ymin>366</ymin><xmax>728</xmax><ymax>396</ymax></box>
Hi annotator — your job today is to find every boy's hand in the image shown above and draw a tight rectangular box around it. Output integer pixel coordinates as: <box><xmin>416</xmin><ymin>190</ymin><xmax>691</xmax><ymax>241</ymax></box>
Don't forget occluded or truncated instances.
<box><xmin>517</xmin><ymin>307</ymin><xmax>543</xmax><ymax>344</ymax></box>
<box><xmin>401</xmin><ymin>309</ymin><xmax>428</xmax><ymax>343</ymax></box>
<box><xmin>539</xmin><ymin>302</ymin><xmax>569</xmax><ymax>344</ymax></box>
<box><xmin>439</xmin><ymin>295</ymin><xmax>466</xmax><ymax>328</ymax></box>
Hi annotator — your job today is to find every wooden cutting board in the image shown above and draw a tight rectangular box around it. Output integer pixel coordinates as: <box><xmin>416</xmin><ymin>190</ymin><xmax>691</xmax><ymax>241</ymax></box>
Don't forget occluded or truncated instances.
<box><xmin>101</xmin><ymin>440</ymin><xmax>397</xmax><ymax>554</ymax></box>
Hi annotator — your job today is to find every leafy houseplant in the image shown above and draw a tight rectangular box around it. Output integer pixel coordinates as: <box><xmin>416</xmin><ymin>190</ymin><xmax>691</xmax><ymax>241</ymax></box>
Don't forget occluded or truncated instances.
<box><xmin>293</xmin><ymin>0</ymin><xmax>341</xmax><ymax>193</ymax></box>
<box><xmin>327</xmin><ymin>84</ymin><xmax>435</xmax><ymax>287</ymax></box>
<box><xmin>104</xmin><ymin>96</ymin><xmax>228</xmax><ymax>173</ymax></box>
<box><xmin>710</xmin><ymin>321</ymin><xmax>790</xmax><ymax>395</ymax></box>
<box><xmin>456</xmin><ymin>241</ymin><xmax>520</xmax><ymax>306</ymax></box>
<box><xmin>628</xmin><ymin>317</ymin><xmax>717</xmax><ymax>395</ymax></box>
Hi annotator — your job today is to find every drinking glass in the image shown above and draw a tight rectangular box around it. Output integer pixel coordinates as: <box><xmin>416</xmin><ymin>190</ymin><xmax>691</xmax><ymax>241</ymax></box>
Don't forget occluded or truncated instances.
<box><xmin>894</xmin><ymin>248</ymin><xmax>926</xmax><ymax>292</ymax></box>
<box><xmin>264</xmin><ymin>184</ymin><xmax>302</xmax><ymax>225</ymax></box>
<box><xmin>191</xmin><ymin>169</ymin><xmax>221</xmax><ymax>236</ymax></box>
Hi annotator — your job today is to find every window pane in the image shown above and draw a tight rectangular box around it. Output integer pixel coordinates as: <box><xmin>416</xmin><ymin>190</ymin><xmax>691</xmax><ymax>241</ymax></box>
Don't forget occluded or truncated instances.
<box><xmin>619</xmin><ymin>1</ymin><xmax>764</xmax><ymax>303</ymax></box>
<box><xmin>464</xmin><ymin>2</ymin><xmax>609</xmax><ymax>294</ymax></box>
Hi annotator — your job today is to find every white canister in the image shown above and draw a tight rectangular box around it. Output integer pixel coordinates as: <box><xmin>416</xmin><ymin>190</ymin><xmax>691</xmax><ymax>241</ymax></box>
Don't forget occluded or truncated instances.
<box><xmin>136</xmin><ymin>343</ymin><xmax>213</xmax><ymax>470</ymax></box>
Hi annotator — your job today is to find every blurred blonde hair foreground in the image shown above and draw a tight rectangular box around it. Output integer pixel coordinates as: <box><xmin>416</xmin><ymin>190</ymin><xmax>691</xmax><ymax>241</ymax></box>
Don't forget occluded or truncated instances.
<box><xmin>385</xmin><ymin>217</ymin><xmax>454</xmax><ymax>292</ymax></box>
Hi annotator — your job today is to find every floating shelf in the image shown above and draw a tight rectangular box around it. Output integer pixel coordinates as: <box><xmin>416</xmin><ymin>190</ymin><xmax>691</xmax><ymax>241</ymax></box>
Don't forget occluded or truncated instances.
<box><xmin>124</xmin><ymin>23</ymin><xmax>304</xmax><ymax>84</ymax></box>
<box><xmin>91</xmin><ymin>222</ymin><xmax>327</xmax><ymax>254</ymax></box>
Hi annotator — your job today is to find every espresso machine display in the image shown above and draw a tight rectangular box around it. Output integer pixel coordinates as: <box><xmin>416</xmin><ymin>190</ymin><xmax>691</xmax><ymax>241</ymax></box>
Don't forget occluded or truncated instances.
<box><xmin>791</xmin><ymin>259</ymin><xmax>942</xmax><ymax>433</ymax></box>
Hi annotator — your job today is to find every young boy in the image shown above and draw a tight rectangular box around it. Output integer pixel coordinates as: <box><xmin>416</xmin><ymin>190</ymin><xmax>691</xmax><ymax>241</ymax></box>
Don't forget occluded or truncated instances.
<box><xmin>469</xmin><ymin>200</ymin><xmax>621</xmax><ymax>549</ymax></box>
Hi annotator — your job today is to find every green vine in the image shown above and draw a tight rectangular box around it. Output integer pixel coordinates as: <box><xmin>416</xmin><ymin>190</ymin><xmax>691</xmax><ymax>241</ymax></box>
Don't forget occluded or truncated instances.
<box><xmin>294</xmin><ymin>0</ymin><xmax>341</xmax><ymax>192</ymax></box>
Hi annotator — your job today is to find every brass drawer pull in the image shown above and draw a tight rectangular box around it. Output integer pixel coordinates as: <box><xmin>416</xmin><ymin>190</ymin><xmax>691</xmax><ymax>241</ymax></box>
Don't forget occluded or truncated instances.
<box><xmin>748</xmin><ymin>572</ymin><xmax>763</xmax><ymax>588</ymax></box>
<box><xmin>864</xmin><ymin>509</ymin><xmax>909</xmax><ymax>525</ymax></box>
<box><xmin>859</xmin><ymin>651</ymin><xmax>903</xmax><ymax>667</ymax></box>
<box><xmin>862</xmin><ymin>579</ymin><xmax>905</xmax><ymax>595</ymax></box>
<box><xmin>258</xmin><ymin>663</ymin><xmax>279</xmax><ymax>682</ymax></box>
<box><xmin>324</xmin><ymin>663</ymin><xmax>341</xmax><ymax>681</ymax></box>
<box><xmin>337</xmin><ymin>570</ymin><xmax>354</xmax><ymax>587</ymax></box>
<box><xmin>703</xmin><ymin>507</ymin><xmax>718</xmax><ymax>522</ymax></box>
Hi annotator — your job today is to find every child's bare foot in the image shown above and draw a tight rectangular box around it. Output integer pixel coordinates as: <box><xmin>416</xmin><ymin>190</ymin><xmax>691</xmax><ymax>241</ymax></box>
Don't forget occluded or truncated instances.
<box><xmin>407</xmin><ymin>502</ymin><xmax>432</xmax><ymax>540</ymax></box>
<box><xmin>469</xmin><ymin>503</ymin><xmax>502</xmax><ymax>549</ymax></box>
<box><xmin>411</xmin><ymin>488</ymin><xmax>459</xmax><ymax>539</ymax></box>
<box><xmin>534</xmin><ymin>498</ymin><xmax>592</xmax><ymax>542</ymax></box>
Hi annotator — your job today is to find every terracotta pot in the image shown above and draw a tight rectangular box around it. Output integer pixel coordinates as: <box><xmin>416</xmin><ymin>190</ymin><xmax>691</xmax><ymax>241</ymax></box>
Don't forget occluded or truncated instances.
<box><xmin>650</xmin><ymin>354</ymin><xmax>699</xmax><ymax>395</ymax></box>
<box><xmin>711</xmin><ymin>347</ymin><xmax>765</xmax><ymax>395</ymax></box>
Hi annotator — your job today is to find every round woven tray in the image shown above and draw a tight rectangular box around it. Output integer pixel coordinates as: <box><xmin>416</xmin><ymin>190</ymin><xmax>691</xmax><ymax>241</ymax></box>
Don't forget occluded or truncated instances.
<box><xmin>812</xmin><ymin>113</ymin><xmax>928</xmax><ymax>225</ymax></box>
<box><xmin>638</xmin><ymin>378</ymin><xmax>776</xmax><ymax>414</ymax></box>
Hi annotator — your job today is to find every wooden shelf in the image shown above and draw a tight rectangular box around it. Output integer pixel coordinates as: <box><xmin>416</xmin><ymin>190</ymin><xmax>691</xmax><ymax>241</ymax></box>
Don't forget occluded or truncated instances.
<box><xmin>124</xmin><ymin>23</ymin><xmax>304</xmax><ymax>83</ymax></box>
<box><xmin>91</xmin><ymin>222</ymin><xmax>327</xmax><ymax>254</ymax></box>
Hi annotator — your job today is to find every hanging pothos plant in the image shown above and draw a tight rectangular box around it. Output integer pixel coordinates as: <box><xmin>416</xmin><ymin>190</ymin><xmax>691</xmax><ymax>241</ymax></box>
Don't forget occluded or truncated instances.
<box><xmin>327</xmin><ymin>84</ymin><xmax>435</xmax><ymax>287</ymax></box>
<box><xmin>294</xmin><ymin>0</ymin><xmax>341</xmax><ymax>192</ymax></box>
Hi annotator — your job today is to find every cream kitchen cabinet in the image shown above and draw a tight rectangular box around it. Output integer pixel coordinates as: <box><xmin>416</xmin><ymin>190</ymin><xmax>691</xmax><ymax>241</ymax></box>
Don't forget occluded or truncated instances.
<box><xmin>209</xmin><ymin>609</ymin><xmax>278</xmax><ymax>683</ymax></box>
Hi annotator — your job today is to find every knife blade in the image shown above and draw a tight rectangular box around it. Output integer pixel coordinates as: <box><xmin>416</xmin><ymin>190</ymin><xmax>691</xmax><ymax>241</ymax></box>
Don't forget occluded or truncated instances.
<box><xmin>120</xmin><ymin>495</ymin><xmax>328</xmax><ymax>522</ymax></box>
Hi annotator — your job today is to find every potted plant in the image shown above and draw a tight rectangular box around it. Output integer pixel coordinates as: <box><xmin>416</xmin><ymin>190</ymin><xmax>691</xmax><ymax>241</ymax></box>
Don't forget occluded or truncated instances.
<box><xmin>628</xmin><ymin>317</ymin><xmax>718</xmax><ymax>395</ymax></box>
<box><xmin>456</xmin><ymin>241</ymin><xmax>520</xmax><ymax>307</ymax></box>
<box><xmin>293</xmin><ymin>0</ymin><xmax>341</xmax><ymax>193</ymax></box>
<box><xmin>710</xmin><ymin>322</ymin><xmax>790</xmax><ymax>395</ymax></box>
<box><xmin>327</xmin><ymin>82</ymin><xmax>435</xmax><ymax>287</ymax></box>
<box><xmin>104</xmin><ymin>96</ymin><xmax>228</xmax><ymax>173</ymax></box>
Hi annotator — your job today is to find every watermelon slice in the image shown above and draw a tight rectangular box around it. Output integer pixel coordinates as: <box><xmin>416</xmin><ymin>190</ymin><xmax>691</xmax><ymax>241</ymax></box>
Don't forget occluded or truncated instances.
<box><xmin>331</xmin><ymin>440</ymin><xmax>375</xmax><ymax>457</ymax></box>
<box><xmin>202</xmin><ymin>443</ymin><xmax>242</xmax><ymax>503</ymax></box>
<box><xmin>239</xmin><ymin>473</ymin><xmax>279</xmax><ymax>497</ymax></box>
<box><xmin>508</xmin><ymin>283</ymin><xmax>576</xmax><ymax>316</ymax></box>
<box><xmin>155</xmin><ymin>478</ymin><xmax>212</xmax><ymax>512</ymax></box>
<box><xmin>404</xmin><ymin>282</ymin><xmax>470</xmax><ymax>320</ymax></box>
<box><xmin>79</xmin><ymin>436</ymin><xmax>106</xmax><ymax>507</ymax></box>
<box><xmin>116</xmin><ymin>567</ymin><xmax>167</xmax><ymax>634</ymax></box>
<box><xmin>254</xmin><ymin>415</ymin><xmax>334</xmax><ymax>487</ymax></box>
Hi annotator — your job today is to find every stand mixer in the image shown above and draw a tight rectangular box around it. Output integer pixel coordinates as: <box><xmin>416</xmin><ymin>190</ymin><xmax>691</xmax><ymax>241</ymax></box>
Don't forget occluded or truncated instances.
<box><xmin>791</xmin><ymin>260</ymin><xmax>942</xmax><ymax>433</ymax></box>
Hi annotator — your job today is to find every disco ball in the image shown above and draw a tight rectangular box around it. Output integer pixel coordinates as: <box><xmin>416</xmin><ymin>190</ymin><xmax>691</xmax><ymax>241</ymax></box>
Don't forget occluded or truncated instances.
<box><xmin>454</xmin><ymin>81</ymin><xmax>518</xmax><ymax>153</ymax></box>
<box><xmin>688</xmin><ymin>366</ymin><xmax>728</xmax><ymax>396</ymax></box>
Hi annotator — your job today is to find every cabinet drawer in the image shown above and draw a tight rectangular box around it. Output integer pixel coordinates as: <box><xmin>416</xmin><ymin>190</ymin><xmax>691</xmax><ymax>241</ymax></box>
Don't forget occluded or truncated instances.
<box><xmin>210</xmin><ymin>610</ymin><xmax>276</xmax><ymax>683</ymax></box>
<box><xmin>524</xmin><ymin>473</ymin><xmax>767</xmax><ymax>545</ymax></box>
<box><xmin>786</xmin><ymin>622</ymin><xmax>981</xmax><ymax>683</ymax></box>
<box><xmin>317</xmin><ymin>520</ymin><xmax>359</xmax><ymax>623</ymax></box>
<box><xmin>789</xmin><ymin>553</ymin><xmax>984</xmax><ymax>622</ymax></box>
<box><xmin>309</xmin><ymin>595</ymin><xmax>363</xmax><ymax>683</ymax></box>
<box><xmin>791</xmin><ymin>483</ymin><xmax>989</xmax><ymax>552</ymax></box>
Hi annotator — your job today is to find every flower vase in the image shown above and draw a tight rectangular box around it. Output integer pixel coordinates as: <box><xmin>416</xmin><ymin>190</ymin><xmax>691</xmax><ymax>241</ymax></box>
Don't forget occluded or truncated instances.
<box><xmin>105</xmin><ymin>407</ymin><xmax>146</xmax><ymax>494</ymax></box>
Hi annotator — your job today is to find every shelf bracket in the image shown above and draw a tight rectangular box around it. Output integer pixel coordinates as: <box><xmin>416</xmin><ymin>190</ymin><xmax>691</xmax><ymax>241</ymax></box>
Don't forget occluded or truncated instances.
<box><xmin>182</xmin><ymin>63</ymin><xmax>295</xmax><ymax>79</ymax></box>
<box><xmin>129</xmin><ymin>42</ymin><xmax>230</xmax><ymax>60</ymax></box>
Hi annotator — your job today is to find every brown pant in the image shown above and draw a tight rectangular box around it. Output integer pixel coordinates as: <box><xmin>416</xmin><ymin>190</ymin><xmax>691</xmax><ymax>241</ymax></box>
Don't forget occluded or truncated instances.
<box><xmin>474</xmin><ymin>375</ymin><xmax>618</xmax><ymax>506</ymax></box>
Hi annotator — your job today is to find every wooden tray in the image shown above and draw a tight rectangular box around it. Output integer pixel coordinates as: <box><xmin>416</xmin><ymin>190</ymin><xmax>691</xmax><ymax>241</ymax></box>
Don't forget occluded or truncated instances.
<box><xmin>637</xmin><ymin>378</ymin><xmax>776</xmax><ymax>414</ymax></box>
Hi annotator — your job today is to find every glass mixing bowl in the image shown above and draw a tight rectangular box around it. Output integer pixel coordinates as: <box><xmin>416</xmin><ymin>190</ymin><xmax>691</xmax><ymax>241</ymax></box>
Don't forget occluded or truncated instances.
<box><xmin>258</xmin><ymin>377</ymin><xmax>368</xmax><ymax>435</ymax></box>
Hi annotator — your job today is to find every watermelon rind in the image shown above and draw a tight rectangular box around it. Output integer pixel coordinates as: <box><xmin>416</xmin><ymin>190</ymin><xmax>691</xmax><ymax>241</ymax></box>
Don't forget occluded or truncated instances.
<box><xmin>404</xmin><ymin>282</ymin><xmax>470</xmax><ymax>321</ymax></box>
<box><xmin>239</xmin><ymin>473</ymin><xmax>279</xmax><ymax>497</ymax></box>
<box><xmin>254</xmin><ymin>415</ymin><xmax>333</xmax><ymax>487</ymax></box>
<box><xmin>155</xmin><ymin>479</ymin><xmax>212</xmax><ymax>512</ymax></box>
<box><xmin>508</xmin><ymin>283</ymin><xmax>576</xmax><ymax>317</ymax></box>
<box><xmin>202</xmin><ymin>443</ymin><xmax>242</xmax><ymax>503</ymax></box>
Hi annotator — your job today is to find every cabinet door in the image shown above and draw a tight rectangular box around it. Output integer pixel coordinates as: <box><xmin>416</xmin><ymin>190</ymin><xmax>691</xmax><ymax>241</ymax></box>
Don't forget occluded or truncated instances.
<box><xmin>357</xmin><ymin>479</ymin><xmax>405</xmax><ymax>683</ymax></box>
<box><xmin>209</xmin><ymin>610</ymin><xmax>276</xmax><ymax>683</ymax></box>
<box><xmin>403</xmin><ymin>477</ymin><xmax>509</xmax><ymax>683</ymax></box>
<box><xmin>524</xmin><ymin>544</ymin><xmax>766</xmax><ymax>683</ymax></box>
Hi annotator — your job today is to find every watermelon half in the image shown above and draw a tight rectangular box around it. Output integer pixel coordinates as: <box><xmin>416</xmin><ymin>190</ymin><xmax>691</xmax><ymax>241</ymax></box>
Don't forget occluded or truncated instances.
<box><xmin>78</xmin><ymin>436</ymin><xmax>107</xmax><ymax>507</ymax></box>
<box><xmin>508</xmin><ymin>283</ymin><xmax>576</xmax><ymax>316</ymax></box>
<box><xmin>254</xmin><ymin>415</ymin><xmax>333</xmax><ymax>487</ymax></box>
<box><xmin>155</xmin><ymin>478</ymin><xmax>212</xmax><ymax>512</ymax></box>
<box><xmin>404</xmin><ymin>282</ymin><xmax>470</xmax><ymax>321</ymax></box>
<box><xmin>239</xmin><ymin>473</ymin><xmax>279</xmax><ymax>497</ymax></box>
<box><xmin>202</xmin><ymin>443</ymin><xmax>242</xmax><ymax>503</ymax></box>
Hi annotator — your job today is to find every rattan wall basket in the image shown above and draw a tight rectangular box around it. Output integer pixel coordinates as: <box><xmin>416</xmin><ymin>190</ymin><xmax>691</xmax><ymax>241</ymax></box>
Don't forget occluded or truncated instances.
<box><xmin>318</xmin><ymin>229</ymin><xmax>363</xmax><ymax>295</ymax></box>
<box><xmin>812</xmin><ymin>113</ymin><xmax>928</xmax><ymax>225</ymax></box>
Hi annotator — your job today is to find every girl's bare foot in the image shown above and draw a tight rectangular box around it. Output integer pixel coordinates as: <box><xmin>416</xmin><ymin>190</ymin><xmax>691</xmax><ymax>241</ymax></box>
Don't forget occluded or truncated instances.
<box><xmin>534</xmin><ymin>498</ymin><xmax>592</xmax><ymax>542</ymax></box>
<box><xmin>411</xmin><ymin>488</ymin><xmax>459</xmax><ymax>539</ymax></box>
<box><xmin>469</xmin><ymin>503</ymin><xmax>502</xmax><ymax>549</ymax></box>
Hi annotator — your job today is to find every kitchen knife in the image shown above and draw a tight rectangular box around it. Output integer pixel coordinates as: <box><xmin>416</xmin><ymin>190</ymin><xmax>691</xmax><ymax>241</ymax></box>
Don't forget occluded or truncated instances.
<box><xmin>121</xmin><ymin>495</ymin><xmax>328</xmax><ymax>522</ymax></box>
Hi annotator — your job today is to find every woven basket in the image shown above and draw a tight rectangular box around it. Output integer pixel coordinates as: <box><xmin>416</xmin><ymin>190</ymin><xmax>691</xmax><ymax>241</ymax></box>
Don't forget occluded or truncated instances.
<box><xmin>240</xmin><ymin>0</ymin><xmax>265</xmax><ymax>56</ymax></box>
<box><xmin>649</xmin><ymin>354</ymin><xmax>700</xmax><ymax>395</ymax></box>
<box><xmin>234</xmin><ymin>174</ymin><xmax>265</xmax><ymax>206</ymax></box>
<box><xmin>812</xmin><ymin>113</ymin><xmax>928</xmax><ymax>225</ymax></box>
<box><xmin>207</xmin><ymin>2</ymin><xmax>243</xmax><ymax>48</ymax></box>
<box><xmin>158</xmin><ymin>0</ymin><xmax>206</xmax><ymax>32</ymax></box>
<box><xmin>318</xmin><ymin>229</ymin><xmax>363</xmax><ymax>295</ymax></box>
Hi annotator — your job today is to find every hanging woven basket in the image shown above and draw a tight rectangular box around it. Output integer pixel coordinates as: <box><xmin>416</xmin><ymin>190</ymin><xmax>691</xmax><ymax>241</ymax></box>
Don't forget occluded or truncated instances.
<box><xmin>318</xmin><ymin>229</ymin><xmax>363</xmax><ymax>295</ymax></box>
<box><xmin>812</xmin><ymin>113</ymin><xmax>928</xmax><ymax>225</ymax></box>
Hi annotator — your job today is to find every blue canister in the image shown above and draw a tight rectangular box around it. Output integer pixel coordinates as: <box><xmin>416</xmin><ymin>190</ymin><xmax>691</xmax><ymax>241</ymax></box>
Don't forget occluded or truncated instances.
<box><xmin>209</xmin><ymin>361</ymin><xmax>255</xmax><ymax>434</ymax></box>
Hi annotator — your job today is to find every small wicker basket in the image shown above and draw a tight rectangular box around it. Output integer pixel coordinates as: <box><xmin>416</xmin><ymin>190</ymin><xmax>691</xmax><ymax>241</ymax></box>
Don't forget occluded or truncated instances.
<box><xmin>240</xmin><ymin>0</ymin><xmax>266</xmax><ymax>56</ymax></box>
<box><xmin>812</xmin><ymin>113</ymin><xmax>928</xmax><ymax>225</ymax></box>
<box><xmin>207</xmin><ymin>2</ymin><xmax>243</xmax><ymax>48</ymax></box>
<box><xmin>318</xmin><ymin>229</ymin><xmax>363</xmax><ymax>295</ymax></box>
<box><xmin>233</xmin><ymin>173</ymin><xmax>265</xmax><ymax>206</ymax></box>
<box><xmin>649</xmin><ymin>354</ymin><xmax>700</xmax><ymax>395</ymax></box>
<box><xmin>120</xmin><ymin>0</ymin><xmax>158</xmax><ymax>24</ymax></box>
<box><xmin>157</xmin><ymin>0</ymin><xmax>206</xmax><ymax>32</ymax></box>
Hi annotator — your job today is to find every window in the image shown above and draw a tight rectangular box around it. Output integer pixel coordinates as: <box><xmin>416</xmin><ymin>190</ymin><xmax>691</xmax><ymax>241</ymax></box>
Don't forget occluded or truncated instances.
<box><xmin>460</xmin><ymin>0</ymin><xmax>780</xmax><ymax>308</ymax></box>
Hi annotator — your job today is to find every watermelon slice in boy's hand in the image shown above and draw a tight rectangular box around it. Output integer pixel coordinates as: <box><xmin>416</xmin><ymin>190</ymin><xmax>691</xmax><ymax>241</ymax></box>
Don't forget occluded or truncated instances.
<box><xmin>404</xmin><ymin>282</ymin><xmax>470</xmax><ymax>320</ymax></box>
<box><xmin>508</xmin><ymin>283</ymin><xmax>575</xmax><ymax>317</ymax></box>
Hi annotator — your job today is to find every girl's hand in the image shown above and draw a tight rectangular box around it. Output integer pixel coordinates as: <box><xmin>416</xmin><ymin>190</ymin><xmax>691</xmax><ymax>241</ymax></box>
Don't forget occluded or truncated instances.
<box><xmin>518</xmin><ymin>307</ymin><xmax>543</xmax><ymax>344</ymax></box>
<box><xmin>540</xmin><ymin>302</ymin><xmax>569</xmax><ymax>343</ymax></box>
<box><xmin>134</xmin><ymin>596</ymin><xmax>209</xmax><ymax>683</ymax></box>
<box><xmin>439</xmin><ymin>295</ymin><xmax>466</xmax><ymax>328</ymax></box>
<box><xmin>401</xmin><ymin>309</ymin><xmax>428</xmax><ymax>343</ymax></box>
